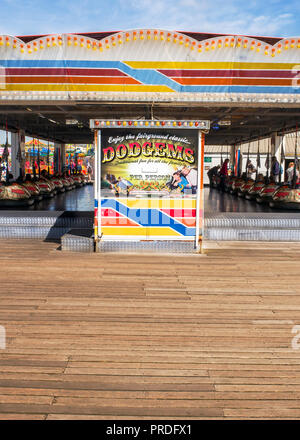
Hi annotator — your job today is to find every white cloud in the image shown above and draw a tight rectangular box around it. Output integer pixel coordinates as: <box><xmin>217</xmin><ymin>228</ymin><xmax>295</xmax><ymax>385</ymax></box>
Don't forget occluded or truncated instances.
<box><xmin>115</xmin><ymin>0</ymin><xmax>296</xmax><ymax>37</ymax></box>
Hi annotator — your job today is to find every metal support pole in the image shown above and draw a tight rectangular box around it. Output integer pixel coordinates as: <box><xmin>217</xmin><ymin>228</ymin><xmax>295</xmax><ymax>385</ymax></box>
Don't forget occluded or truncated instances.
<box><xmin>195</xmin><ymin>130</ymin><xmax>205</xmax><ymax>253</ymax></box>
<box><xmin>47</xmin><ymin>138</ymin><xmax>50</xmax><ymax>176</ymax></box>
<box><xmin>97</xmin><ymin>130</ymin><xmax>102</xmax><ymax>245</ymax></box>
<box><xmin>37</xmin><ymin>143</ymin><xmax>41</xmax><ymax>178</ymax></box>
<box><xmin>54</xmin><ymin>143</ymin><xmax>61</xmax><ymax>174</ymax></box>
<box><xmin>93</xmin><ymin>130</ymin><xmax>98</xmax><ymax>251</ymax></box>
<box><xmin>230</xmin><ymin>144</ymin><xmax>236</xmax><ymax>173</ymax></box>
<box><xmin>32</xmin><ymin>139</ymin><xmax>36</xmax><ymax>180</ymax></box>
<box><xmin>94</xmin><ymin>130</ymin><xmax>102</xmax><ymax>252</ymax></box>
<box><xmin>11</xmin><ymin>131</ymin><xmax>21</xmax><ymax>180</ymax></box>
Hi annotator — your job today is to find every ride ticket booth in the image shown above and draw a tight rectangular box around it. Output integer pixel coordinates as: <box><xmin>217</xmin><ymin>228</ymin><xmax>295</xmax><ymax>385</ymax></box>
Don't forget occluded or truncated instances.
<box><xmin>90</xmin><ymin>119</ymin><xmax>210</xmax><ymax>253</ymax></box>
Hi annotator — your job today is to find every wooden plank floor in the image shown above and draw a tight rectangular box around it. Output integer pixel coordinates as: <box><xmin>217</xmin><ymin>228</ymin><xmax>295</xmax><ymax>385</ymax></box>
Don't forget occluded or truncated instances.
<box><xmin>1</xmin><ymin>239</ymin><xmax>300</xmax><ymax>419</ymax></box>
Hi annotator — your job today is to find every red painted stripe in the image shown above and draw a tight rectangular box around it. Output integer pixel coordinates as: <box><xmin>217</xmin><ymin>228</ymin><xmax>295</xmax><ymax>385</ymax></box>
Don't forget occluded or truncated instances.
<box><xmin>161</xmin><ymin>209</ymin><xmax>196</xmax><ymax>217</ymax></box>
<box><xmin>252</xmin><ymin>184</ymin><xmax>265</xmax><ymax>190</ymax></box>
<box><xmin>159</xmin><ymin>69</ymin><xmax>298</xmax><ymax>79</ymax></box>
<box><xmin>5</xmin><ymin>68</ymin><xmax>128</xmax><ymax>77</ymax></box>
<box><xmin>263</xmin><ymin>188</ymin><xmax>277</xmax><ymax>193</ymax></box>
<box><xmin>101</xmin><ymin>208</ymin><xmax>122</xmax><ymax>217</ymax></box>
<box><xmin>11</xmin><ymin>188</ymin><xmax>26</xmax><ymax>195</ymax></box>
<box><xmin>275</xmin><ymin>191</ymin><xmax>290</xmax><ymax>197</ymax></box>
<box><xmin>172</xmin><ymin>77</ymin><xmax>297</xmax><ymax>86</ymax></box>
<box><xmin>5</xmin><ymin>76</ymin><xmax>141</xmax><ymax>85</ymax></box>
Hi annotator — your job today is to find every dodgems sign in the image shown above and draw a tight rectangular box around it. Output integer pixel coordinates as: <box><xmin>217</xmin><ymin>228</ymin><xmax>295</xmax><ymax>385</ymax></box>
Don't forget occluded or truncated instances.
<box><xmin>101</xmin><ymin>129</ymin><xmax>198</xmax><ymax>197</ymax></box>
<box><xmin>91</xmin><ymin>120</ymin><xmax>207</xmax><ymax>250</ymax></box>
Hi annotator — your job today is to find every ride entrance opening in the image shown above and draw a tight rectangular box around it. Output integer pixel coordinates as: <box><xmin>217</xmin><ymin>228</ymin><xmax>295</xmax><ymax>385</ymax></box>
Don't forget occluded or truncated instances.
<box><xmin>91</xmin><ymin>119</ymin><xmax>209</xmax><ymax>253</ymax></box>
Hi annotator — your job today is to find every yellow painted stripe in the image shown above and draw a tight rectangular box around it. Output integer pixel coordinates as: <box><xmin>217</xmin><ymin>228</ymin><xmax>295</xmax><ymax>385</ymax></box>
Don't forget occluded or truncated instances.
<box><xmin>119</xmin><ymin>198</ymin><xmax>196</xmax><ymax>209</ymax></box>
<box><xmin>125</xmin><ymin>61</ymin><xmax>298</xmax><ymax>70</ymax></box>
<box><xmin>0</xmin><ymin>84</ymin><xmax>174</xmax><ymax>92</ymax></box>
<box><xmin>102</xmin><ymin>227</ymin><xmax>181</xmax><ymax>236</ymax></box>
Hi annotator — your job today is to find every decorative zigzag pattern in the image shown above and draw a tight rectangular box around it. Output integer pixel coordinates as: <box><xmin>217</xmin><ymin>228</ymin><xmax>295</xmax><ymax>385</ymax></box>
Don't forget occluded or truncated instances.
<box><xmin>101</xmin><ymin>198</ymin><xmax>197</xmax><ymax>237</ymax></box>
<box><xmin>1</xmin><ymin>59</ymin><xmax>300</xmax><ymax>94</ymax></box>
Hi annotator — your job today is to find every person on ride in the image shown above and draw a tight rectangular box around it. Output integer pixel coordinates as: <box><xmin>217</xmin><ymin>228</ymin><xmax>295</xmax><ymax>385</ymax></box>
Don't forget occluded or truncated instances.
<box><xmin>169</xmin><ymin>171</ymin><xmax>189</xmax><ymax>193</ymax></box>
<box><xmin>76</xmin><ymin>162</ymin><xmax>82</xmax><ymax>173</ymax></box>
<box><xmin>107</xmin><ymin>174</ymin><xmax>118</xmax><ymax>185</ymax></box>
<box><xmin>271</xmin><ymin>156</ymin><xmax>280</xmax><ymax>183</ymax></box>
<box><xmin>286</xmin><ymin>162</ymin><xmax>300</xmax><ymax>186</ymax></box>
<box><xmin>101</xmin><ymin>176</ymin><xmax>113</xmax><ymax>189</ymax></box>
<box><xmin>246</xmin><ymin>160</ymin><xmax>256</xmax><ymax>179</ymax></box>
<box><xmin>219</xmin><ymin>159</ymin><xmax>229</xmax><ymax>192</ymax></box>
<box><xmin>207</xmin><ymin>165</ymin><xmax>220</xmax><ymax>188</ymax></box>
<box><xmin>86</xmin><ymin>161</ymin><xmax>93</xmax><ymax>182</ymax></box>
<box><xmin>181</xmin><ymin>166</ymin><xmax>198</xmax><ymax>194</ymax></box>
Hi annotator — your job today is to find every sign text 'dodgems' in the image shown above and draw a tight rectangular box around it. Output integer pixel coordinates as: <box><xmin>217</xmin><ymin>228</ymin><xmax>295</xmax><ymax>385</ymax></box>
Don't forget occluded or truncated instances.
<box><xmin>101</xmin><ymin>129</ymin><xmax>198</xmax><ymax>196</ymax></box>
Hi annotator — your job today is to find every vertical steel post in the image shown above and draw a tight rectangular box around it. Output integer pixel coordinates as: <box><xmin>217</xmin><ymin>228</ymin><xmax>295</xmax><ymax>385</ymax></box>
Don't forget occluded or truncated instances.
<box><xmin>97</xmin><ymin>130</ymin><xmax>102</xmax><ymax>245</ymax></box>
<box><xmin>93</xmin><ymin>130</ymin><xmax>99</xmax><ymax>251</ymax></box>
<box><xmin>195</xmin><ymin>130</ymin><xmax>205</xmax><ymax>253</ymax></box>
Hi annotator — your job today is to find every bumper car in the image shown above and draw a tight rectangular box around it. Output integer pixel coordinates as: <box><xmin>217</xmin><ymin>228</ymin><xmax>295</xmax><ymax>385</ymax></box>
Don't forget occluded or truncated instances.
<box><xmin>269</xmin><ymin>186</ymin><xmax>300</xmax><ymax>209</ymax></box>
<box><xmin>66</xmin><ymin>176</ymin><xmax>76</xmax><ymax>189</ymax></box>
<box><xmin>230</xmin><ymin>178</ymin><xmax>246</xmax><ymax>195</ymax></box>
<box><xmin>238</xmin><ymin>179</ymin><xmax>255</xmax><ymax>198</ymax></box>
<box><xmin>71</xmin><ymin>174</ymin><xmax>83</xmax><ymax>187</ymax></box>
<box><xmin>39</xmin><ymin>172</ymin><xmax>57</xmax><ymax>195</ymax></box>
<box><xmin>245</xmin><ymin>180</ymin><xmax>265</xmax><ymax>200</ymax></box>
<box><xmin>45</xmin><ymin>178</ymin><xmax>57</xmax><ymax>195</ymax></box>
<box><xmin>35</xmin><ymin>179</ymin><xmax>54</xmax><ymax>198</ymax></box>
<box><xmin>51</xmin><ymin>176</ymin><xmax>65</xmax><ymax>193</ymax></box>
<box><xmin>0</xmin><ymin>183</ymin><xmax>34</xmax><ymax>207</ymax></box>
<box><xmin>80</xmin><ymin>173</ymin><xmax>88</xmax><ymax>185</ymax></box>
<box><xmin>75</xmin><ymin>173</ymin><xmax>88</xmax><ymax>185</ymax></box>
<box><xmin>60</xmin><ymin>176</ymin><xmax>73</xmax><ymax>191</ymax></box>
<box><xmin>224</xmin><ymin>176</ymin><xmax>236</xmax><ymax>193</ymax></box>
<box><xmin>21</xmin><ymin>181</ymin><xmax>43</xmax><ymax>201</ymax></box>
<box><xmin>256</xmin><ymin>182</ymin><xmax>279</xmax><ymax>204</ymax></box>
<box><xmin>211</xmin><ymin>174</ymin><xmax>220</xmax><ymax>189</ymax></box>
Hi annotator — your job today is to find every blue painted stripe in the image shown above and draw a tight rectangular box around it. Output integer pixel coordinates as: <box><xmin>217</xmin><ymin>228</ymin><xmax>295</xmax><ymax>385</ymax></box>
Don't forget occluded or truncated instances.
<box><xmin>0</xmin><ymin>59</ymin><xmax>181</xmax><ymax>91</ymax></box>
<box><xmin>0</xmin><ymin>60</ymin><xmax>119</xmax><ymax>67</ymax></box>
<box><xmin>0</xmin><ymin>59</ymin><xmax>299</xmax><ymax>93</ymax></box>
<box><xmin>179</xmin><ymin>85</ymin><xmax>300</xmax><ymax>94</ymax></box>
<box><xmin>118</xmin><ymin>62</ymin><xmax>181</xmax><ymax>91</ymax></box>
<box><xmin>101</xmin><ymin>199</ymin><xmax>196</xmax><ymax>236</ymax></box>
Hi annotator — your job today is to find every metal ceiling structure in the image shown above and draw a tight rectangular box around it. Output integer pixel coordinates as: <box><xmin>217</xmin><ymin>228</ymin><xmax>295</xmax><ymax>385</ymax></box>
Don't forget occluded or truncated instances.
<box><xmin>0</xmin><ymin>101</ymin><xmax>299</xmax><ymax>145</ymax></box>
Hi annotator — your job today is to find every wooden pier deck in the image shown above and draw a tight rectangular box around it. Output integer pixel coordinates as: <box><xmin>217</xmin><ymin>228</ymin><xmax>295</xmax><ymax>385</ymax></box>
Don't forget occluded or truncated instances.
<box><xmin>0</xmin><ymin>239</ymin><xmax>300</xmax><ymax>419</ymax></box>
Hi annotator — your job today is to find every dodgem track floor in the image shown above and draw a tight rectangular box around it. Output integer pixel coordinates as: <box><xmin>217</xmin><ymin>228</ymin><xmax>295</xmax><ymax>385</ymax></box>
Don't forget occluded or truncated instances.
<box><xmin>1</xmin><ymin>185</ymin><xmax>298</xmax><ymax>214</ymax></box>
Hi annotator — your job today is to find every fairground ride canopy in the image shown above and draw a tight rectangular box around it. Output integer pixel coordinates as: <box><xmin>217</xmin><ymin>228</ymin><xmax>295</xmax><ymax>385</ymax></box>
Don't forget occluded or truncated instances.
<box><xmin>0</xmin><ymin>29</ymin><xmax>300</xmax><ymax>105</ymax></box>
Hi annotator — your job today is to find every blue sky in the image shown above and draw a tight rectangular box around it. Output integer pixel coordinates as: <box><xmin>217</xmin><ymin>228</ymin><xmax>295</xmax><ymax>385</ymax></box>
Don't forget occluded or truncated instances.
<box><xmin>0</xmin><ymin>0</ymin><xmax>299</xmax><ymax>38</ymax></box>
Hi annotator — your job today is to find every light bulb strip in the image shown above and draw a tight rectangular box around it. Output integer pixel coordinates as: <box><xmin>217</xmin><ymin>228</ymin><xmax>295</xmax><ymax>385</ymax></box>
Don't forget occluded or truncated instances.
<box><xmin>90</xmin><ymin>119</ymin><xmax>210</xmax><ymax>130</ymax></box>
<box><xmin>0</xmin><ymin>32</ymin><xmax>299</xmax><ymax>57</ymax></box>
